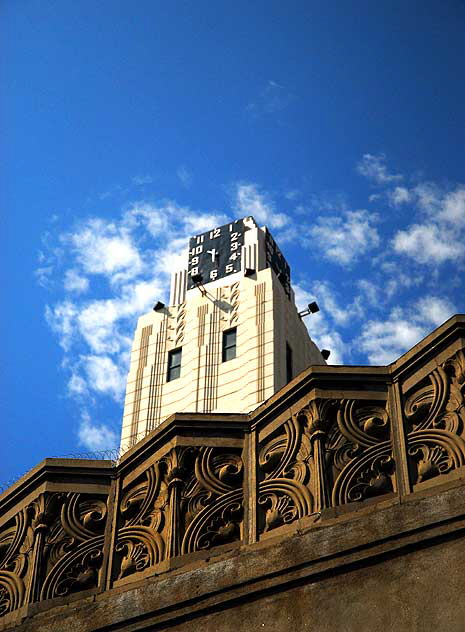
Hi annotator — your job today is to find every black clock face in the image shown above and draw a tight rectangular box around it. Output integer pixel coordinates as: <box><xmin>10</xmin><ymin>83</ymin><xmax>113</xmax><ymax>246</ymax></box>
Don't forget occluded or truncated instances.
<box><xmin>265</xmin><ymin>229</ymin><xmax>291</xmax><ymax>296</ymax></box>
<box><xmin>187</xmin><ymin>219</ymin><xmax>245</xmax><ymax>289</ymax></box>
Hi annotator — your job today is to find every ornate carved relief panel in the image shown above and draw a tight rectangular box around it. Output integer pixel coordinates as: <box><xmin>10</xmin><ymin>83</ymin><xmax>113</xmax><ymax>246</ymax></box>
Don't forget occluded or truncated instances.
<box><xmin>113</xmin><ymin>446</ymin><xmax>244</xmax><ymax>583</ymax></box>
<box><xmin>258</xmin><ymin>396</ymin><xmax>395</xmax><ymax>534</ymax></box>
<box><xmin>403</xmin><ymin>350</ymin><xmax>465</xmax><ymax>487</ymax></box>
<box><xmin>0</xmin><ymin>491</ymin><xmax>108</xmax><ymax>616</ymax></box>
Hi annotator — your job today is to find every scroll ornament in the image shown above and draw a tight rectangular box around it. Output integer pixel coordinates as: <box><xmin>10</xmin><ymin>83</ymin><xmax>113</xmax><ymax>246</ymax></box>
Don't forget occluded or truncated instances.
<box><xmin>404</xmin><ymin>350</ymin><xmax>465</xmax><ymax>485</ymax></box>
<box><xmin>257</xmin><ymin>397</ymin><xmax>394</xmax><ymax>533</ymax></box>
<box><xmin>114</xmin><ymin>446</ymin><xmax>244</xmax><ymax>579</ymax></box>
<box><xmin>0</xmin><ymin>492</ymin><xmax>108</xmax><ymax>613</ymax></box>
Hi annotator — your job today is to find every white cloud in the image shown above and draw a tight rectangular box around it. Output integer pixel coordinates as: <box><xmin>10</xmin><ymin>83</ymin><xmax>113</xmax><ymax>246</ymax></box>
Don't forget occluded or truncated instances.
<box><xmin>309</xmin><ymin>209</ymin><xmax>380</xmax><ymax>265</ymax></box>
<box><xmin>390</xmin><ymin>184</ymin><xmax>465</xmax><ymax>265</ymax></box>
<box><xmin>416</xmin><ymin>296</ymin><xmax>456</xmax><ymax>327</ymax></box>
<box><xmin>359</xmin><ymin>317</ymin><xmax>425</xmax><ymax>365</ymax></box>
<box><xmin>64</xmin><ymin>269</ymin><xmax>89</xmax><ymax>293</ymax></box>
<box><xmin>77</xmin><ymin>300</ymin><xmax>123</xmax><ymax>354</ymax></box>
<box><xmin>393</xmin><ymin>223</ymin><xmax>464</xmax><ymax>263</ymax></box>
<box><xmin>234</xmin><ymin>183</ymin><xmax>289</xmax><ymax>229</ymax></box>
<box><xmin>78</xmin><ymin>410</ymin><xmax>119</xmax><ymax>451</ymax></box>
<box><xmin>359</xmin><ymin>296</ymin><xmax>456</xmax><ymax>364</ymax></box>
<box><xmin>35</xmin><ymin>265</ymin><xmax>54</xmax><ymax>288</ymax></box>
<box><xmin>311</xmin><ymin>281</ymin><xmax>354</xmax><ymax>325</ymax></box>
<box><xmin>388</xmin><ymin>186</ymin><xmax>411</xmax><ymax>207</ymax></box>
<box><xmin>45</xmin><ymin>301</ymin><xmax>78</xmax><ymax>351</ymax></box>
<box><xmin>67</xmin><ymin>218</ymin><xmax>143</xmax><ymax>281</ymax></box>
<box><xmin>357</xmin><ymin>153</ymin><xmax>403</xmax><ymax>185</ymax></box>
<box><xmin>83</xmin><ymin>355</ymin><xmax>127</xmax><ymax>401</ymax></box>
<box><xmin>413</xmin><ymin>182</ymin><xmax>441</xmax><ymax>214</ymax></box>
<box><xmin>68</xmin><ymin>373</ymin><xmax>88</xmax><ymax>397</ymax></box>
<box><xmin>356</xmin><ymin>279</ymin><xmax>379</xmax><ymax>306</ymax></box>
<box><xmin>438</xmin><ymin>187</ymin><xmax>465</xmax><ymax>226</ymax></box>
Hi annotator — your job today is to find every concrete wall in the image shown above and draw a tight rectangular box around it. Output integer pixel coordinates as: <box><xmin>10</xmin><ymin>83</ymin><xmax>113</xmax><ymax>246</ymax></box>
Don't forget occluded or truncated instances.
<box><xmin>4</xmin><ymin>479</ymin><xmax>465</xmax><ymax>632</ymax></box>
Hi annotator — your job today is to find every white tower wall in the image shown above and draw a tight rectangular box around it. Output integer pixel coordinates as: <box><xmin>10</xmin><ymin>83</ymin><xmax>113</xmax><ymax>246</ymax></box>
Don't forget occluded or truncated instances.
<box><xmin>120</xmin><ymin>220</ymin><xmax>325</xmax><ymax>451</ymax></box>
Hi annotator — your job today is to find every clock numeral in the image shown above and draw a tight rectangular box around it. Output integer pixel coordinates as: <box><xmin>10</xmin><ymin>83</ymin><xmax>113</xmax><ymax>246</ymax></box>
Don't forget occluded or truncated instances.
<box><xmin>230</xmin><ymin>231</ymin><xmax>240</xmax><ymax>241</ymax></box>
<box><xmin>209</xmin><ymin>227</ymin><xmax>221</xmax><ymax>239</ymax></box>
<box><xmin>190</xmin><ymin>256</ymin><xmax>199</xmax><ymax>266</ymax></box>
<box><xmin>229</xmin><ymin>252</ymin><xmax>239</xmax><ymax>261</ymax></box>
<box><xmin>190</xmin><ymin>245</ymin><xmax>203</xmax><ymax>256</ymax></box>
<box><xmin>190</xmin><ymin>267</ymin><xmax>199</xmax><ymax>277</ymax></box>
<box><xmin>196</xmin><ymin>235</ymin><xmax>204</xmax><ymax>244</ymax></box>
<box><xmin>225</xmin><ymin>263</ymin><xmax>235</xmax><ymax>274</ymax></box>
<box><xmin>230</xmin><ymin>241</ymin><xmax>239</xmax><ymax>251</ymax></box>
<box><xmin>210</xmin><ymin>269</ymin><xmax>218</xmax><ymax>280</ymax></box>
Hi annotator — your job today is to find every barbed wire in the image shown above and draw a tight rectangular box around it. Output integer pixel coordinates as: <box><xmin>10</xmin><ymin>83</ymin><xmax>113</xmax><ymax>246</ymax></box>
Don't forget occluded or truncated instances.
<box><xmin>0</xmin><ymin>448</ymin><xmax>119</xmax><ymax>495</ymax></box>
<box><xmin>0</xmin><ymin>427</ymin><xmax>159</xmax><ymax>495</ymax></box>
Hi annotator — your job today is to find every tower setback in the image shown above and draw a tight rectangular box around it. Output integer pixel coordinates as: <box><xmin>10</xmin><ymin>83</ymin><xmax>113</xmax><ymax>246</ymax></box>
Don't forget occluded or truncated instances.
<box><xmin>121</xmin><ymin>216</ymin><xmax>324</xmax><ymax>450</ymax></box>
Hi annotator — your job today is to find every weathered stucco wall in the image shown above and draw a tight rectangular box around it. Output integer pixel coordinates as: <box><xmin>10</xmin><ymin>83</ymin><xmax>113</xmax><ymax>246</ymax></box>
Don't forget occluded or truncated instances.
<box><xmin>4</xmin><ymin>479</ymin><xmax>465</xmax><ymax>632</ymax></box>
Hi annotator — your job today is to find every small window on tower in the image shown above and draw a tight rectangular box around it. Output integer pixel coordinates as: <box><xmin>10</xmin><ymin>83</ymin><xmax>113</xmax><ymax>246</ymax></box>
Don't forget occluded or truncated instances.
<box><xmin>167</xmin><ymin>348</ymin><xmax>182</xmax><ymax>381</ymax></box>
<box><xmin>286</xmin><ymin>342</ymin><xmax>293</xmax><ymax>383</ymax></box>
<box><xmin>222</xmin><ymin>328</ymin><xmax>237</xmax><ymax>362</ymax></box>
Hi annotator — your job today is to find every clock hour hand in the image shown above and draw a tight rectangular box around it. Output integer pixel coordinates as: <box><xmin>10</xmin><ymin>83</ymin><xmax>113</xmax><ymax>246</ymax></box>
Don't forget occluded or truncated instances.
<box><xmin>206</xmin><ymin>248</ymin><xmax>218</xmax><ymax>262</ymax></box>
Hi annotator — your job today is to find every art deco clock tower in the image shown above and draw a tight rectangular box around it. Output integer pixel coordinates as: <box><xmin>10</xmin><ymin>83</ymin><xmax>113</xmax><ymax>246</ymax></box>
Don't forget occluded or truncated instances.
<box><xmin>120</xmin><ymin>216</ymin><xmax>325</xmax><ymax>451</ymax></box>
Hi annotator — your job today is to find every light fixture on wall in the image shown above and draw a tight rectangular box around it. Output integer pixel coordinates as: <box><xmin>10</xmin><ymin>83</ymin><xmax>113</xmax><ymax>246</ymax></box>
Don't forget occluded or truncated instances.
<box><xmin>298</xmin><ymin>301</ymin><xmax>320</xmax><ymax>318</ymax></box>
<box><xmin>191</xmin><ymin>273</ymin><xmax>207</xmax><ymax>296</ymax></box>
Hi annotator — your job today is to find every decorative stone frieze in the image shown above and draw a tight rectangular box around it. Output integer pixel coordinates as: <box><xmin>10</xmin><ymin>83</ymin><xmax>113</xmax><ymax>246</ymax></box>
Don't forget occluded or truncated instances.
<box><xmin>1</xmin><ymin>315</ymin><xmax>464</xmax><ymax>627</ymax></box>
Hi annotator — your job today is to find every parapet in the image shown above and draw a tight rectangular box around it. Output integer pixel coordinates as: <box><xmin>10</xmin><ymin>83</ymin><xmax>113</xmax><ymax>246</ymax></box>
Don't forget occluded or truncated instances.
<box><xmin>1</xmin><ymin>315</ymin><xmax>465</xmax><ymax>631</ymax></box>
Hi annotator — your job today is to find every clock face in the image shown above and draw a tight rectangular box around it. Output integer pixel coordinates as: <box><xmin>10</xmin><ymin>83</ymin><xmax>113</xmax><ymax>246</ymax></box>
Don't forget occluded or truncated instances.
<box><xmin>187</xmin><ymin>219</ymin><xmax>245</xmax><ymax>289</ymax></box>
<box><xmin>265</xmin><ymin>229</ymin><xmax>291</xmax><ymax>296</ymax></box>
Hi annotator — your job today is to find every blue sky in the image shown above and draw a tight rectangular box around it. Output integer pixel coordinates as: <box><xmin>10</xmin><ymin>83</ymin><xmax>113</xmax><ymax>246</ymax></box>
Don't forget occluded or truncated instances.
<box><xmin>2</xmin><ymin>1</ymin><xmax>464</xmax><ymax>483</ymax></box>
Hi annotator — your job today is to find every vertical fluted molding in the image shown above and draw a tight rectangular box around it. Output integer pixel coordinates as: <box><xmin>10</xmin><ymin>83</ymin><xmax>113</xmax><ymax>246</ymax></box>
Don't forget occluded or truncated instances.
<box><xmin>389</xmin><ymin>380</ymin><xmax>412</xmax><ymax>497</ymax></box>
<box><xmin>310</xmin><ymin>430</ymin><xmax>330</xmax><ymax>513</ymax></box>
<box><xmin>102</xmin><ymin>475</ymin><xmax>120</xmax><ymax>591</ymax></box>
<box><xmin>25</xmin><ymin>511</ymin><xmax>49</xmax><ymax>604</ymax></box>
<box><xmin>243</xmin><ymin>429</ymin><xmax>259</xmax><ymax>545</ymax></box>
<box><xmin>166</xmin><ymin>470</ymin><xmax>185</xmax><ymax>559</ymax></box>
<box><xmin>303</xmin><ymin>400</ymin><xmax>333</xmax><ymax>514</ymax></box>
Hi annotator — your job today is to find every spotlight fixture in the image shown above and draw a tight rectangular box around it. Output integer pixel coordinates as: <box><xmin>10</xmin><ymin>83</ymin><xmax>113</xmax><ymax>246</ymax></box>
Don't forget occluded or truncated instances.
<box><xmin>190</xmin><ymin>272</ymin><xmax>207</xmax><ymax>296</ymax></box>
<box><xmin>191</xmin><ymin>273</ymin><xmax>203</xmax><ymax>285</ymax></box>
<box><xmin>298</xmin><ymin>301</ymin><xmax>320</xmax><ymax>318</ymax></box>
<box><xmin>244</xmin><ymin>267</ymin><xmax>256</xmax><ymax>277</ymax></box>
<box><xmin>153</xmin><ymin>301</ymin><xmax>165</xmax><ymax>312</ymax></box>
<box><xmin>321</xmin><ymin>349</ymin><xmax>331</xmax><ymax>360</ymax></box>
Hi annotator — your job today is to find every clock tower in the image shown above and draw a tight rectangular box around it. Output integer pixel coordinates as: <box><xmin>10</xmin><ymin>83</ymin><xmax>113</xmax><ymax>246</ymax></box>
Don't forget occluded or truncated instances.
<box><xmin>120</xmin><ymin>216</ymin><xmax>325</xmax><ymax>451</ymax></box>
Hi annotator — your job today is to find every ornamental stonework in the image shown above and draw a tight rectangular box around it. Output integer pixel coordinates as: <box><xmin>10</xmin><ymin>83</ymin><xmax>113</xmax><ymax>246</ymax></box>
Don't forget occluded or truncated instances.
<box><xmin>1</xmin><ymin>315</ymin><xmax>464</xmax><ymax>628</ymax></box>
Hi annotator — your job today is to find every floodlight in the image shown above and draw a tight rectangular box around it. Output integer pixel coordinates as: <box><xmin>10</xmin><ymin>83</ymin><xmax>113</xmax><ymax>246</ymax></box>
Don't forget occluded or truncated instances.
<box><xmin>321</xmin><ymin>349</ymin><xmax>331</xmax><ymax>360</ymax></box>
<box><xmin>244</xmin><ymin>267</ymin><xmax>256</xmax><ymax>277</ymax></box>
<box><xmin>153</xmin><ymin>301</ymin><xmax>165</xmax><ymax>312</ymax></box>
<box><xmin>308</xmin><ymin>301</ymin><xmax>319</xmax><ymax>313</ymax></box>
<box><xmin>191</xmin><ymin>273</ymin><xmax>203</xmax><ymax>284</ymax></box>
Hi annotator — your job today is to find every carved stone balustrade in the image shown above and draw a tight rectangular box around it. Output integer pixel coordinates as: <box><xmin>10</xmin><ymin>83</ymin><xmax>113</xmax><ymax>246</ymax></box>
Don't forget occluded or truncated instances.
<box><xmin>1</xmin><ymin>315</ymin><xmax>465</xmax><ymax>631</ymax></box>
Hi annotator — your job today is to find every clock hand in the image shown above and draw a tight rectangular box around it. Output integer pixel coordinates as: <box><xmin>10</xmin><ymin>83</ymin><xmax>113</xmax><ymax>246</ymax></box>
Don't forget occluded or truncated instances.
<box><xmin>206</xmin><ymin>248</ymin><xmax>218</xmax><ymax>262</ymax></box>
